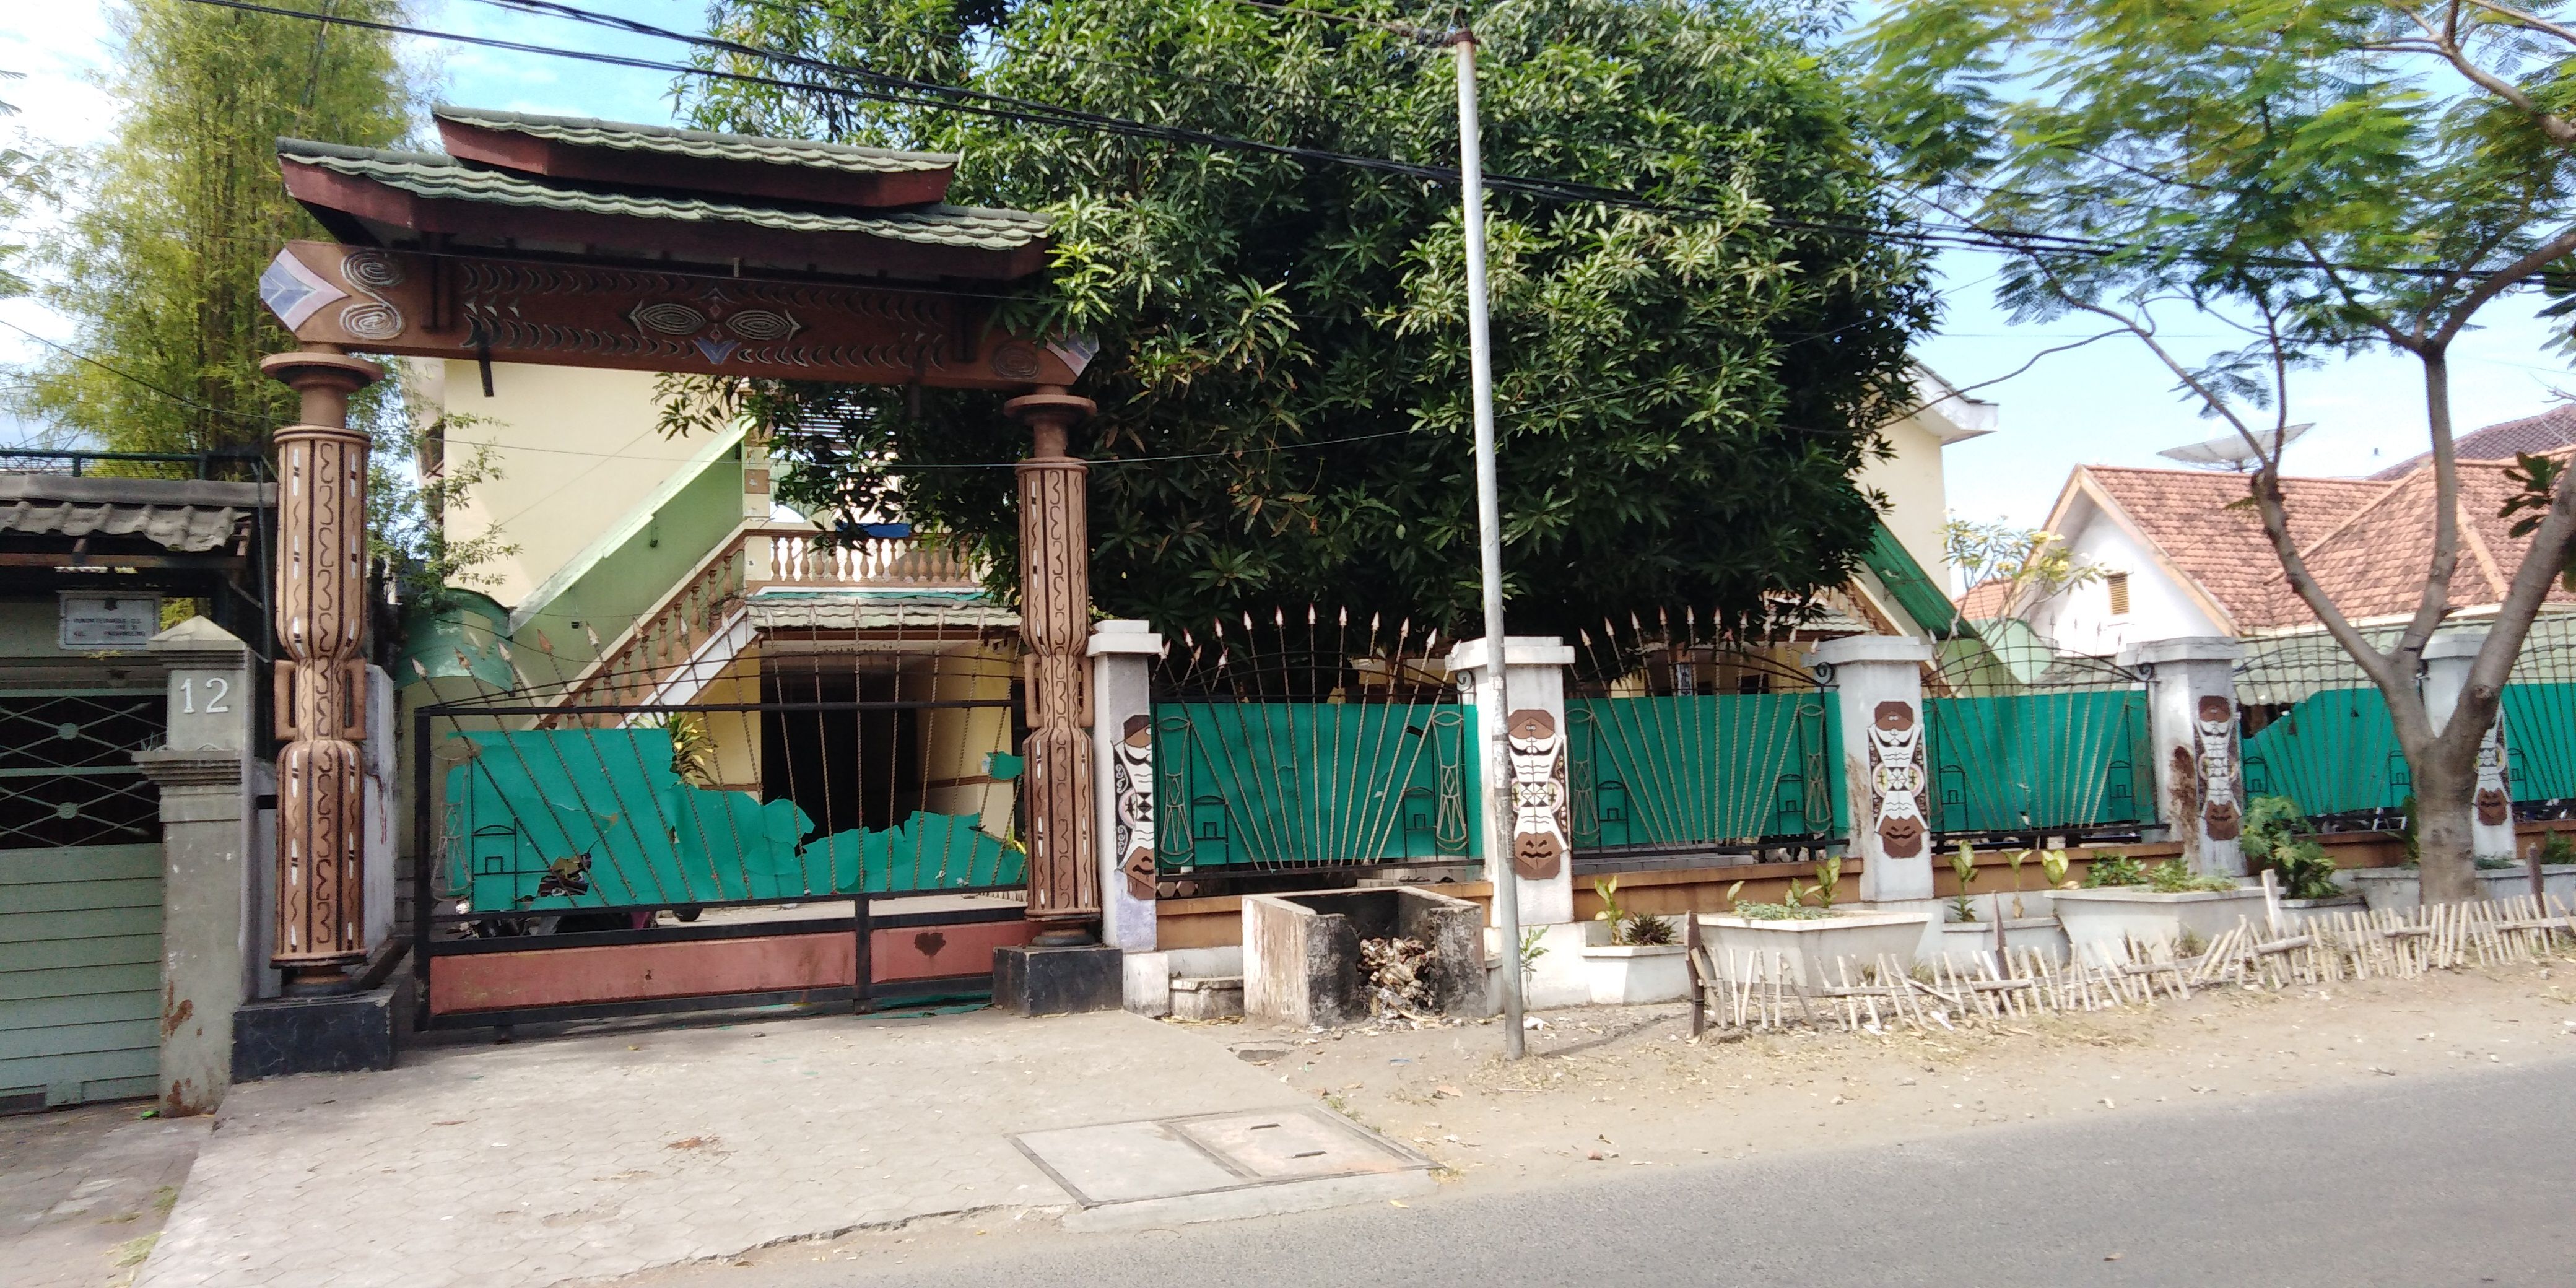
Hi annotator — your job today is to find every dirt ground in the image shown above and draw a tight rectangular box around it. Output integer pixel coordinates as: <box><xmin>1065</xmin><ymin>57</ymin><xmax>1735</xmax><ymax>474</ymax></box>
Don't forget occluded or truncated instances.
<box><xmin>623</xmin><ymin>959</ymin><xmax>2576</xmax><ymax>1284</ymax></box>
<box><xmin>1212</xmin><ymin>959</ymin><xmax>2576</xmax><ymax>1191</ymax></box>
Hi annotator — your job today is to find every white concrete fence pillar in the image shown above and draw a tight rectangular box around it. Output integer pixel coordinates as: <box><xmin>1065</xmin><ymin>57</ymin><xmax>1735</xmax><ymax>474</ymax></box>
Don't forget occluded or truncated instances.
<box><xmin>2422</xmin><ymin>628</ymin><xmax>2516</xmax><ymax>862</ymax></box>
<box><xmin>1447</xmin><ymin>635</ymin><xmax>1577</xmax><ymax>928</ymax></box>
<box><xmin>1814</xmin><ymin>634</ymin><xmax>1936</xmax><ymax>903</ymax></box>
<box><xmin>1087</xmin><ymin>620</ymin><xmax>1167</xmax><ymax>1011</ymax></box>
<box><xmin>2125</xmin><ymin>636</ymin><xmax>2245</xmax><ymax>877</ymax></box>
<box><xmin>132</xmin><ymin>618</ymin><xmax>261</xmax><ymax>1114</ymax></box>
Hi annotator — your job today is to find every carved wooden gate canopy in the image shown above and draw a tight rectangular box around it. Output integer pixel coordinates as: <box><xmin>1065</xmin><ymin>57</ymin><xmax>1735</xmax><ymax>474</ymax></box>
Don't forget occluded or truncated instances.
<box><xmin>258</xmin><ymin>107</ymin><xmax>1102</xmax><ymax>991</ymax></box>
<box><xmin>264</xmin><ymin>106</ymin><xmax>1086</xmax><ymax>387</ymax></box>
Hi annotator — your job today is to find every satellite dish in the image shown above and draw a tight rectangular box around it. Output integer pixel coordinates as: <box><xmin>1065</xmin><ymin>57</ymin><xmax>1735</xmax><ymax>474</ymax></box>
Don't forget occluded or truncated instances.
<box><xmin>2156</xmin><ymin>423</ymin><xmax>2312</xmax><ymax>471</ymax></box>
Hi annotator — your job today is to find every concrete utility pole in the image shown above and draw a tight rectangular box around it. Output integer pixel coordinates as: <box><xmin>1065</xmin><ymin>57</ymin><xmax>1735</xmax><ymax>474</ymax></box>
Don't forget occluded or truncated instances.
<box><xmin>1450</xmin><ymin>27</ymin><xmax>1525</xmax><ymax>1059</ymax></box>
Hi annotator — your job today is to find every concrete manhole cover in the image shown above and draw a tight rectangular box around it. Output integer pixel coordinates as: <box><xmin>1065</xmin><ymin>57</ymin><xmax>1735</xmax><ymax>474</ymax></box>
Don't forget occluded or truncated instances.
<box><xmin>1011</xmin><ymin>1106</ymin><xmax>1433</xmax><ymax>1229</ymax></box>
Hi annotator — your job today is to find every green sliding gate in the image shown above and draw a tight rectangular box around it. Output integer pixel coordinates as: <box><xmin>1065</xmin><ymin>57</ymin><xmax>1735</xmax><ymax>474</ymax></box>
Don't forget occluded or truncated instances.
<box><xmin>0</xmin><ymin>687</ymin><xmax>167</xmax><ymax>1112</ymax></box>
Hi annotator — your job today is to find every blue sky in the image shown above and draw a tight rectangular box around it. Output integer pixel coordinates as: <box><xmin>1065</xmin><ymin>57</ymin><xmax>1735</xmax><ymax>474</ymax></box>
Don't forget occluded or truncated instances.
<box><xmin>6</xmin><ymin>0</ymin><xmax>2572</xmax><ymax>527</ymax></box>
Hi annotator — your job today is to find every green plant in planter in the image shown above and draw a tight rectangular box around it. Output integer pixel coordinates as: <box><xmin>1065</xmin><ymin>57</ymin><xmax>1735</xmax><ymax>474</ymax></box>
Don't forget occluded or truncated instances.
<box><xmin>2541</xmin><ymin>831</ymin><xmax>2576</xmax><ymax>866</ymax></box>
<box><xmin>2147</xmin><ymin>858</ymin><xmax>2240</xmax><ymax>894</ymax></box>
<box><xmin>2004</xmin><ymin>848</ymin><xmax>2030</xmax><ymax>919</ymax></box>
<box><xmin>2241</xmin><ymin>795</ymin><xmax>2341</xmax><ymax>900</ymax></box>
<box><xmin>2085</xmin><ymin>853</ymin><xmax>2149</xmax><ymax>887</ymax></box>
<box><xmin>1948</xmin><ymin>841</ymin><xmax>1981</xmax><ymax>922</ymax></box>
<box><xmin>1592</xmin><ymin>877</ymin><xmax>1674</xmax><ymax>946</ymax></box>
<box><xmin>2395</xmin><ymin>794</ymin><xmax>2421</xmax><ymax>867</ymax></box>
<box><xmin>1810</xmin><ymin>856</ymin><xmax>1843</xmax><ymax>910</ymax></box>
<box><xmin>2039</xmin><ymin>847</ymin><xmax>2073</xmax><ymax>889</ymax></box>
<box><xmin>1733</xmin><ymin>900</ymin><xmax>1834</xmax><ymax>921</ymax></box>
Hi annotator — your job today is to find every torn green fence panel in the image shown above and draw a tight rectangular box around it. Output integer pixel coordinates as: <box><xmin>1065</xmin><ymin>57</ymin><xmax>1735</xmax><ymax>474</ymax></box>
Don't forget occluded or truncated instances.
<box><xmin>443</xmin><ymin>728</ymin><xmax>1021</xmax><ymax>910</ymax></box>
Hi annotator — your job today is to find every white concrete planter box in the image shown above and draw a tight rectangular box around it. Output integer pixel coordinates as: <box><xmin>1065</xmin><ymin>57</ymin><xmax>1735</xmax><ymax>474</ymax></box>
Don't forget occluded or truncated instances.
<box><xmin>2273</xmin><ymin>894</ymin><xmax>2364</xmax><ymax>928</ymax></box>
<box><xmin>2053</xmin><ymin>887</ymin><xmax>2268</xmax><ymax>957</ymax></box>
<box><xmin>1931</xmin><ymin>917</ymin><xmax>2068</xmax><ymax>966</ymax></box>
<box><xmin>1580</xmin><ymin>944</ymin><xmax>1691</xmax><ymax>1004</ymax></box>
<box><xmin>2348</xmin><ymin>867</ymin><xmax>2570</xmax><ymax>913</ymax></box>
<box><xmin>1694</xmin><ymin>909</ymin><xmax>1933</xmax><ymax>987</ymax></box>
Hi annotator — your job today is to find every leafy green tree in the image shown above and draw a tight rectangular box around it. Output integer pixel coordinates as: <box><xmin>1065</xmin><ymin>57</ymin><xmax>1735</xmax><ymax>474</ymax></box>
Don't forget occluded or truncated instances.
<box><xmin>676</xmin><ymin>0</ymin><xmax>1933</xmax><ymax>638</ymax></box>
<box><xmin>11</xmin><ymin>0</ymin><xmax>412</xmax><ymax>456</ymax></box>
<box><xmin>1942</xmin><ymin>515</ymin><xmax>2099</xmax><ymax>624</ymax></box>
<box><xmin>1865</xmin><ymin>0</ymin><xmax>2576</xmax><ymax>900</ymax></box>
<box><xmin>0</xmin><ymin>72</ymin><xmax>42</xmax><ymax>302</ymax></box>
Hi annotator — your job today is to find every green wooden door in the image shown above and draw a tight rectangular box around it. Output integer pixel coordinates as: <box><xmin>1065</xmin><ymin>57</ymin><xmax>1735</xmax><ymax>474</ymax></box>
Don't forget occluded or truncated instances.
<box><xmin>1</xmin><ymin>843</ymin><xmax>163</xmax><ymax>1111</ymax></box>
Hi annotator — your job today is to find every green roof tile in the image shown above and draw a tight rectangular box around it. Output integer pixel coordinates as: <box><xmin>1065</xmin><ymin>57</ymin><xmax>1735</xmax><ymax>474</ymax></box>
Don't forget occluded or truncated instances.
<box><xmin>279</xmin><ymin>139</ymin><xmax>1048</xmax><ymax>251</ymax></box>
<box><xmin>433</xmin><ymin>105</ymin><xmax>960</xmax><ymax>176</ymax></box>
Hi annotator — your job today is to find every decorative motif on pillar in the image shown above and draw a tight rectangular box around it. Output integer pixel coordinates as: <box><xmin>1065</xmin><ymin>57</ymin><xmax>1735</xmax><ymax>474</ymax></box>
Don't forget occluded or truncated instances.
<box><xmin>1112</xmin><ymin>714</ymin><xmax>1157</xmax><ymax>902</ymax></box>
<box><xmin>2195</xmin><ymin>695</ymin><xmax>2242</xmax><ymax>841</ymax></box>
<box><xmin>1505</xmin><ymin>708</ymin><xmax>1568</xmax><ymax>880</ymax></box>
<box><xmin>259</xmin><ymin>349</ymin><xmax>382</xmax><ymax>992</ymax></box>
<box><xmin>2476</xmin><ymin>716</ymin><xmax>2512</xmax><ymax>827</ymax></box>
<box><xmin>1868</xmin><ymin>700</ymin><xmax>1930</xmax><ymax>859</ymax></box>
<box><xmin>1008</xmin><ymin>389</ymin><xmax>1099</xmax><ymax>925</ymax></box>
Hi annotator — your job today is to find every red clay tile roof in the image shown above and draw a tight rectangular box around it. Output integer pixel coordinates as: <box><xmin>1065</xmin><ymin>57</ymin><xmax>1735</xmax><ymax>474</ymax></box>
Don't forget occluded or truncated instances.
<box><xmin>2370</xmin><ymin>404</ymin><xmax>2576</xmax><ymax>480</ymax></box>
<box><xmin>2079</xmin><ymin>454</ymin><xmax>2575</xmax><ymax>630</ymax></box>
<box><xmin>2297</xmin><ymin>453</ymin><xmax>2576</xmax><ymax>622</ymax></box>
<box><xmin>2078</xmin><ymin>466</ymin><xmax>2397</xmax><ymax>630</ymax></box>
<box><xmin>1957</xmin><ymin>577</ymin><xmax>2017</xmax><ymax>620</ymax></box>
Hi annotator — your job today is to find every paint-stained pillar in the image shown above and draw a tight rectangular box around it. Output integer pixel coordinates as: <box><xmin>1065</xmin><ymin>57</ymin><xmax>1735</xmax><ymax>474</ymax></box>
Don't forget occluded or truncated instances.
<box><xmin>1814</xmin><ymin>634</ymin><xmax>1936</xmax><ymax>902</ymax></box>
<box><xmin>136</xmin><ymin>618</ymin><xmax>260</xmax><ymax>1113</ymax></box>
<box><xmin>1088</xmin><ymin>619</ymin><xmax>1163</xmax><ymax>952</ymax></box>
<box><xmin>2422</xmin><ymin>629</ymin><xmax>2516</xmax><ymax>861</ymax></box>
<box><xmin>1009</xmin><ymin>388</ymin><xmax>1100</xmax><ymax>934</ymax></box>
<box><xmin>2124</xmin><ymin>636</ymin><xmax>2245</xmax><ymax>876</ymax></box>
<box><xmin>259</xmin><ymin>347</ymin><xmax>381</xmax><ymax>994</ymax></box>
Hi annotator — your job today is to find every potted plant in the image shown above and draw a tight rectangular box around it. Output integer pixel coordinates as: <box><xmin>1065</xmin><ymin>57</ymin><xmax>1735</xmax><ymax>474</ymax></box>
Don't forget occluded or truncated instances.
<box><xmin>1693</xmin><ymin>858</ymin><xmax>1931</xmax><ymax>988</ymax></box>
<box><xmin>2053</xmin><ymin>854</ymin><xmax>2267</xmax><ymax>957</ymax></box>
<box><xmin>1581</xmin><ymin>877</ymin><xmax>1690</xmax><ymax>1004</ymax></box>
<box><xmin>2240</xmin><ymin>796</ymin><xmax>2359</xmax><ymax>926</ymax></box>
<box><xmin>1934</xmin><ymin>843</ymin><xmax>2071</xmax><ymax>965</ymax></box>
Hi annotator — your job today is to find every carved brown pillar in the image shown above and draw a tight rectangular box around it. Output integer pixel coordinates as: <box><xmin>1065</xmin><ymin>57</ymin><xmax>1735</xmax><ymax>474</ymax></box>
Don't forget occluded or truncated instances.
<box><xmin>1007</xmin><ymin>388</ymin><xmax>1099</xmax><ymax>937</ymax></box>
<box><xmin>259</xmin><ymin>347</ymin><xmax>381</xmax><ymax>994</ymax></box>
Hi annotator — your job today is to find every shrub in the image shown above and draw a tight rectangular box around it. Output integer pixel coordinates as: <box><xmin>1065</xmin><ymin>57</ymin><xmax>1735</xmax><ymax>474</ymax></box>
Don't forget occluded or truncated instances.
<box><xmin>2084</xmin><ymin>854</ymin><xmax>2147</xmax><ymax>887</ymax></box>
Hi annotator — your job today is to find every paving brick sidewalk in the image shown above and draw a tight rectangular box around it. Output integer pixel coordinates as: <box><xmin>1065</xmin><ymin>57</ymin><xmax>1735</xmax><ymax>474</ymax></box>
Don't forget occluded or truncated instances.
<box><xmin>136</xmin><ymin>1009</ymin><xmax>1300</xmax><ymax>1288</ymax></box>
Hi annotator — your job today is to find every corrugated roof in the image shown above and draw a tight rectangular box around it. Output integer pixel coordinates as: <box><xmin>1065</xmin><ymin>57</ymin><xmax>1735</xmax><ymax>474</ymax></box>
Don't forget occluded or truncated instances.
<box><xmin>434</xmin><ymin>106</ymin><xmax>958</xmax><ymax>175</ymax></box>
<box><xmin>0</xmin><ymin>475</ymin><xmax>269</xmax><ymax>553</ymax></box>
<box><xmin>279</xmin><ymin>140</ymin><xmax>1048</xmax><ymax>251</ymax></box>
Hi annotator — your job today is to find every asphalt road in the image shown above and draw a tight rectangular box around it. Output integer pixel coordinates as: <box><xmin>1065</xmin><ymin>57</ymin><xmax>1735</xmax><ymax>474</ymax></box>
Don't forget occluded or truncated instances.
<box><xmin>678</xmin><ymin>1055</ymin><xmax>2576</xmax><ymax>1287</ymax></box>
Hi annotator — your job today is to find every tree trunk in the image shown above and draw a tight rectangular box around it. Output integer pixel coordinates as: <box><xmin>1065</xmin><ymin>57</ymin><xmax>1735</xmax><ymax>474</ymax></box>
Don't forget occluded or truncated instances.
<box><xmin>2409</xmin><ymin>743</ymin><xmax>2480</xmax><ymax>905</ymax></box>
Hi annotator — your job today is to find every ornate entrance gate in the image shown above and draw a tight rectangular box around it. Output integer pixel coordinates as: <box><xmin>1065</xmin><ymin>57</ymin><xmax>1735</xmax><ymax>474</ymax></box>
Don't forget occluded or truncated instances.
<box><xmin>260</xmin><ymin>108</ymin><xmax>1106</xmax><ymax>994</ymax></box>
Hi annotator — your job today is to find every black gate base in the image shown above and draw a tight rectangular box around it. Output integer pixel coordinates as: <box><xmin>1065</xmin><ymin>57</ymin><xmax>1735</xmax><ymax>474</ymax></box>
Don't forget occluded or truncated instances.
<box><xmin>993</xmin><ymin>942</ymin><xmax>1120</xmax><ymax>1016</ymax></box>
<box><xmin>233</xmin><ymin>982</ymin><xmax>402</xmax><ymax>1082</ymax></box>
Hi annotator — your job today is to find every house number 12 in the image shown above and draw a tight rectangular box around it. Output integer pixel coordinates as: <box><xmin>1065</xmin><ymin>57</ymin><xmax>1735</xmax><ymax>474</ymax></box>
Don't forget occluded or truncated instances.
<box><xmin>180</xmin><ymin>677</ymin><xmax>232</xmax><ymax>714</ymax></box>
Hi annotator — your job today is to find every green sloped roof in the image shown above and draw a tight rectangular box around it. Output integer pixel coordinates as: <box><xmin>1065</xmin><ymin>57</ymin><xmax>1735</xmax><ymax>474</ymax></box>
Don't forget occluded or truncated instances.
<box><xmin>1863</xmin><ymin>520</ymin><xmax>1975</xmax><ymax>642</ymax></box>
<box><xmin>279</xmin><ymin>140</ymin><xmax>1048</xmax><ymax>251</ymax></box>
<box><xmin>433</xmin><ymin>106</ymin><xmax>960</xmax><ymax>176</ymax></box>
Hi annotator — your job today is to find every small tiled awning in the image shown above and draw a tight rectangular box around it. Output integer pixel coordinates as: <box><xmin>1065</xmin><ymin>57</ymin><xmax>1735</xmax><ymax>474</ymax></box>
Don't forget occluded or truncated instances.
<box><xmin>748</xmin><ymin>590</ymin><xmax>1017</xmax><ymax>633</ymax></box>
<box><xmin>0</xmin><ymin>476</ymin><xmax>271</xmax><ymax>553</ymax></box>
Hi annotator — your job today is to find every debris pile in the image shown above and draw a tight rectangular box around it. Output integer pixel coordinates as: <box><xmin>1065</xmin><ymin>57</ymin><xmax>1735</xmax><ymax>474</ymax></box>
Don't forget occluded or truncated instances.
<box><xmin>1360</xmin><ymin>935</ymin><xmax>1435</xmax><ymax>1018</ymax></box>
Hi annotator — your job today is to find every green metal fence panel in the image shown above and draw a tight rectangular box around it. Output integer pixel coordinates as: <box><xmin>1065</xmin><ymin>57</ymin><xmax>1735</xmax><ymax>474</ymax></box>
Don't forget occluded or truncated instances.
<box><xmin>1565</xmin><ymin>692</ymin><xmax>1842</xmax><ymax>852</ymax></box>
<box><xmin>1151</xmin><ymin>702</ymin><xmax>1477</xmax><ymax>871</ymax></box>
<box><xmin>443</xmin><ymin>728</ymin><xmax>1022</xmax><ymax>910</ymax></box>
<box><xmin>2502</xmin><ymin>682</ymin><xmax>2576</xmax><ymax>803</ymax></box>
<box><xmin>1924</xmin><ymin>690</ymin><xmax>2152</xmax><ymax>835</ymax></box>
<box><xmin>2238</xmin><ymin>686</ymin><xmax>2409</xmax><ymax>820</ymax></box>
<box><xmin>1</xmin><ymin>842</ymin><xmax>165</xmax><ymax>1110</ymax></box>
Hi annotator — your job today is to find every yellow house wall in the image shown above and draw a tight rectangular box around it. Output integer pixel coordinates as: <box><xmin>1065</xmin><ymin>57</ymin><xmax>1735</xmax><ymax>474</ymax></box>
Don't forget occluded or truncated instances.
<box><xmin>1855</xmin><ymin>412</ymin><xmax>1953</xmax><ymax>590</ymax></box>
<box><xmin>907</xmin><ymin>646</ymin><xmax>1018</xmax><ymax>838</ymax></box>
<box><xmin>419</xmin><ymin>359</ymin><xmax>699</xmax><ymax>607</ymax></box>
<box><xmin>689</xmin><ymin>646</ymin><xmax>765</xmax><ymax>795</ymax></box>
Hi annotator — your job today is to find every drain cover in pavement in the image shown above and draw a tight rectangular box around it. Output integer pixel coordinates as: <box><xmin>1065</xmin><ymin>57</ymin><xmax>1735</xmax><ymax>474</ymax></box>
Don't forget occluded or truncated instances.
<box><xmin>1012</xmin><ymin>1106</ymin><xmax>1428</xmax><ymax>1208</ymax></box>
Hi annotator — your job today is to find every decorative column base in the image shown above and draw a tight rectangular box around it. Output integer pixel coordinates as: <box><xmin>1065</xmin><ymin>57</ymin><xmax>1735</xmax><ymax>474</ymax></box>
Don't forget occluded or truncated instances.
<box><xmin>2424</xmin><ymin>629</ymin><xmax>2517</xmax><ymax>861</ymax></box>
<box><xmin>1814</xmin><ymin>635</ymin><xmax>1936</xmax><ymax>902</ymax></box>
